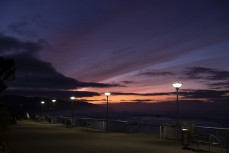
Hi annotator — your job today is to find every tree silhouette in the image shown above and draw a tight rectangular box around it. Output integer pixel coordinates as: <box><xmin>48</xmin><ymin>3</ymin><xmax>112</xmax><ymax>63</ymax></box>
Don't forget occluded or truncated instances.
<box><xmin>0</xmin><ymin>57</ymin><xmax>15</xmax><ymax>145</ymax></box>
<box><xmin>0</xmin><ymin>57</ymin><xmax>15</xmax><ymax>93</ymax></box>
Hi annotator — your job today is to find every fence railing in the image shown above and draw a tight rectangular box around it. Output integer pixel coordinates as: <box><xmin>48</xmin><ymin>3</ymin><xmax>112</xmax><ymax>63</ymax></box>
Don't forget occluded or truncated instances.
<box><xmin>34</xmin><ymin>115</ymin><xmax>229</xmax><ymax>152</ymax></box>
<box><xmin>160</xmin><ymin>123</ymin><xmax>229</xmax><ymax>153</ymax></box>
<box><xmin>195</xmin><ymin>126</ymin><xmax>229</xmax><ymax>153</ymax></box>
<box><xmin>35</xmin><ymin>115</ymin><xmax>160</xmax><ymax>134</ymax></box>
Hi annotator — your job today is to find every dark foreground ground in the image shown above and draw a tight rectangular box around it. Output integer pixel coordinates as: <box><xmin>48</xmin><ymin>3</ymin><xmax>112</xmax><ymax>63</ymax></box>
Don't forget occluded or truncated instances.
<box><xmin>7</xmin><ymin>120</ymin><xmax>198</xmax><ymax>153</ymax></box>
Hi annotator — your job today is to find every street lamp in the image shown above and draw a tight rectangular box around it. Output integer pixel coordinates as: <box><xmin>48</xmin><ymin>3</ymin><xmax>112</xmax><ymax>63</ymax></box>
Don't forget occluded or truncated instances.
<box><xmin>173</xmin><ymin>82</ymin><xmax>183</xmax><ymax>143</ymax></box>
<box><xmin>52</xmin><ymin>99</ymin><xmax>56</xmax><ymax>123</ymax></box>
<box><xmin>41</xmin><ymin>101</ymin><xmax>45</xmax><ymax>121</ymax></box>
<box><xmin>104</xmin><ymin>92</ymin><xmax>110</xmax><ymax>132</ymax></box>
<box><xmin>70</xmin><ymin>96</ymin><xmax>75</xmax><ymax>124</ymax></box>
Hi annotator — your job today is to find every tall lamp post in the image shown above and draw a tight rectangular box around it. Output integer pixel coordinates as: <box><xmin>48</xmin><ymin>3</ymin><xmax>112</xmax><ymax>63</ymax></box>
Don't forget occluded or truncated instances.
<box><xmin>52</xmin><ymin>99</ymin><xmax>56</xmax><ymax>123</ymax></box>
<box><xmin>173</xmin><ymin>82</ymin><xmax>183</xmax><ymax>143</ymax></box>
<box><xmin>41</xmin><ymin>101</ymin><xmax>45</xmax><ymax>121</ymax></box>
<box><xmin>104</xmin><ymin>92</ymin><xmax>110</xmax><ymax>132</ymax></box>
<box><xmin>70</xmin><ymin>96</ymin><xmax>75</xmax><ymax>124</ymax></box>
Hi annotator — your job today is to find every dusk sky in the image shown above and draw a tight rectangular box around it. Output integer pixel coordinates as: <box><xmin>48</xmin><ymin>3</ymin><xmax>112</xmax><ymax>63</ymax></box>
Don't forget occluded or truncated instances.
<box><xmin>1</xmin><ymin>0</ymin><xmax>229</xmax><ymax>104</ymax></box>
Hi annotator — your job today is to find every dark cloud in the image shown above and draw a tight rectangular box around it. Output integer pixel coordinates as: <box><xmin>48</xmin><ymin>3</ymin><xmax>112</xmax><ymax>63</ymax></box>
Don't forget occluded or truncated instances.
<box><xmin>0</xmin><ymin>34</ymin><xmax>42</xmax><ymax>55</ymax></box>
<box><xmin>0</xmin><ymin>34</ymin><xmax>122</xmax><ymax>98</ymax></box>
<box><xmin>208</xmin><ymin>81</ymin><xmax>229</xmax><ymax>89</ymax></box>
<box><xmin>120</xmin><ymin>80</ymin><xmax>136</xmax><ymax>84</ymax></box>
<box><xmin>113</xmin><ymin>89</ymin><xmax>229</xmax><ymax>101</ymax></box>
<box><xmin>136</xmin><ymin>71</ymin><xmax>175</xmax><ymax>77</ymax></box>
<box><xmin>131</xmin><ymin>99</ymin><xmax>152</xmax><ymax>102</ymax></box>
<box><xmin>180</xmin><ymin>89</ymin><xmax>229</xmax><ymax>99</ymax></box>
<box><xmin>78</xmin><ymin>99</ymin><xmax>103</xmax><ymax>102</ymax></box>
<box><xmin>112</xmin><ymin>92</ymin><xmax>172</xmax><ymax>96</ymax></box>
<box><xmin>10</xmin><ymin>53</ymin><xmax>122</xmax><ymax>89</ymax></box>
<box><xmin>184</xmin><ymin>67</ymin><xmax>229</xmax><ymax>80</ymax></box>
<box><xmin>5</xmin><ymin>89</ymin><xmax>100</xmax><ymax>99</ymax></box>
<box><xmin>184</xmin><ymin>67</ymin><xmax>229</xmax><ymax>89</ymax></box>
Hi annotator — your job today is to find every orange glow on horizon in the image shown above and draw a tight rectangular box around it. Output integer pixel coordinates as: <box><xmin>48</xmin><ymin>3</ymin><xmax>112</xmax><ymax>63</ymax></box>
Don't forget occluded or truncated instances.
<box><xmin>77</xmin><ymin>92</ymin><xmax>174</xmax><ymax>104</ymax></box>
<box><xmin>74</xmin><ymin>80</ymin><xmax>206</xmax><ymax>104</ymax></box>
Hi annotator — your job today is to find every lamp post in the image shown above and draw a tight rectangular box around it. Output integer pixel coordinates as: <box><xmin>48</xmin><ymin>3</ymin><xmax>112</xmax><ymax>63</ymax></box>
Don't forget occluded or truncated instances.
<box><xmin>104</xmin><ymin>92</ymin><xmax>110</xmax><ymax>132</ymax></box>
<box><xmin>52</xmin><ymin>99</ymin><xmax>56</xmax><ymax>123</ymax></box>
<box><xmin>173</xmin><ymin>82</ymin><xmax>183</xmax><ymax>143</ymax></box>
<box><xmin>70</xmin><ymin>96</ymin><xmax>75</xmax><ymax>124</ymax></box>
<box><xmin>41</xmin><ymin>101</ymin><xmax>45</xmax><ymax>121</ymax></box>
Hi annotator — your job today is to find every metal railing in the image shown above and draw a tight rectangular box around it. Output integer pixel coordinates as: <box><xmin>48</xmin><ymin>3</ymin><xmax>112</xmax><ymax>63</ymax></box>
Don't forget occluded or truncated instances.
<box><xmin>35</xmin><ymin>115</ymin><xmax>160</xmax><ymax>133</ymax></box>
<box><xmin>34</xmin><ymin>115</ymin><xmax>229</xmax><ymax>153</ymax></box>
<box><xmin>195</xmin><ymin>126</ymin><xmax>229</xmax><ymax>153</ymax></box>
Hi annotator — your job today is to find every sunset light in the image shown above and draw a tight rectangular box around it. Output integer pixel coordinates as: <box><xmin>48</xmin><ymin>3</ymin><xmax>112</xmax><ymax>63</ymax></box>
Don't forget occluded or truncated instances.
<box><xmin>1</xmin><ymin>1</ymin><xmax>229</xmax><ymax>153</ymax></box>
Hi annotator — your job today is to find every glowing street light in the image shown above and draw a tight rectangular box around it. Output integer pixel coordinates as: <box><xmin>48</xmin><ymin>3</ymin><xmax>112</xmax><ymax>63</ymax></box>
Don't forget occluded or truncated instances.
<box><xmin>104</xmin><ymin>92</ymin><xmax>110</xmax><ymax>132</ymax></box>
<box><xmin>70</xmin><ymin>96</ymin><xmax>75</xmax><ymax>124</ymax></box>
<box><xmin>173</xmin><ymin>82</ymin><xmax>183</xmax><ymax>89</ymax></box>
<box><xmin>41</xmin><ymin>101</ymin><xmax>45</xmax><ymax>121</ymax></box>
<box><xmin>52</xmin><ymin>99</ymin><xmax>56</xmax><ymax>123</ymax></box>
<box><xmin>172</xmin><ymin>82</ymin><xmax>183</xmax><ymax>143</ymax></box>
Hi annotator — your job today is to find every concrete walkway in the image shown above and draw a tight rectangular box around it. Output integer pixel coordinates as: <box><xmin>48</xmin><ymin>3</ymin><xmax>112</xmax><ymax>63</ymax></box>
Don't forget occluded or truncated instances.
<box><xmin>7</xmin><ymin>120</ymin><xmax>194</xmax><ymax>153</ymax></box>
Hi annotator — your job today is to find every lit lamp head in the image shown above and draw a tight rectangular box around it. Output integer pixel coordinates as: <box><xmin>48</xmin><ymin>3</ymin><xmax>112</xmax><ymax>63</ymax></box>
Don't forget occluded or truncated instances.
<box><xmin>104</xmin><ymin>92</ymin><xmax>111</xmax><ymax>96</ymax></box>
<box><xmin>70</xmin><ymin>96</ymin><xmax>75</xmax><ymax>100</ymax></box>
<box><xmin>52</xmin><ymin>99</ymin><xmax>56</xmax><ymax>103</ymax></box>
<box><xmin>173</xmin><ymin>82</ymin><xmax>183</xmax><ymax>89</ymax></box>
<box><xmin>41</xmin><ymin>101</ymin><xmax>45</xmax><ymax>104</ymax></box>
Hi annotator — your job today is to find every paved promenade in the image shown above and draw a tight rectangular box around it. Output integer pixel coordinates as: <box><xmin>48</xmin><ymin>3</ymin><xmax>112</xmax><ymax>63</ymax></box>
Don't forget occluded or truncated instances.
<box><xmin>7</xmin><ymin>120</ymin><xmax>193</xmax><ymax>153</ymax></box>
